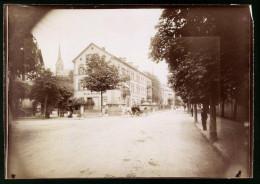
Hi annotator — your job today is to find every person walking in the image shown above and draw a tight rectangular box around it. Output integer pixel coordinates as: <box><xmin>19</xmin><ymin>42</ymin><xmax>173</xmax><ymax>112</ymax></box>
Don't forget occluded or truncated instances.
<box><xmin>201</xmin><ymin>109</ymin><xmax>208</xmax><ymax>131</ymax></box>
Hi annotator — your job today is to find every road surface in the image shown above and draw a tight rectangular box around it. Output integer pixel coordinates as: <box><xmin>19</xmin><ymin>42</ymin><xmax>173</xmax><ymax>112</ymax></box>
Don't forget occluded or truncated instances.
<box><xmin>8</xmin><ymin>110</ymin><xmax>232</xmax><ymax>178</ymax></box>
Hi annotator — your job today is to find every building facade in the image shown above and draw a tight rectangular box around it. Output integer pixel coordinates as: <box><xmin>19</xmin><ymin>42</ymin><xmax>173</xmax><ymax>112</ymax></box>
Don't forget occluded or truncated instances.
<box><xmin>72</xmin><ymin>43</ymin><xmax>152</xmax><ymax>111</ymax></box>
<box><xmin>161</xmin><ymin>84</ymin><xmax>175</xmax><ymax>106</ymax></box>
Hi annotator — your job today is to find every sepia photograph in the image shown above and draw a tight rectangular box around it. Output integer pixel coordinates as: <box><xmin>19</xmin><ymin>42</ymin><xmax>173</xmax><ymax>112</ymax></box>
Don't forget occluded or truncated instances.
<box><xmin>4</xmin><ymin>5</ymin><xmax>253</xmax><ymax>179</ymax></box>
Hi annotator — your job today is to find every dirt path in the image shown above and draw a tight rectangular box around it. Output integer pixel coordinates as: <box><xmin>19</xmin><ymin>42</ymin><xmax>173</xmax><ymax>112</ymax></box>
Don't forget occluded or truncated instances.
<box><xmin>8</xmin><ymin>110</ymin><xmax>230</xmax><ymax>178</ymax></box>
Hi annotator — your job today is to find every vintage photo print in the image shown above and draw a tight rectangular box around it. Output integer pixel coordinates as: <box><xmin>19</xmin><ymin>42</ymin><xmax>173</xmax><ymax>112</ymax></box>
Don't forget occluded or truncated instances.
<box><xmin>4</xmin><ymin>5</ymin><xmax>253</xmax><ymax>179</ymax></box>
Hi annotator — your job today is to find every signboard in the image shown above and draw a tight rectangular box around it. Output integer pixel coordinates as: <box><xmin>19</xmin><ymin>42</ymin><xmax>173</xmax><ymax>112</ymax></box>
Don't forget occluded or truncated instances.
<box><xmin>83</xmin><ymin>92</ymin><xmax>101</xmax><ymax>95</ymax></box>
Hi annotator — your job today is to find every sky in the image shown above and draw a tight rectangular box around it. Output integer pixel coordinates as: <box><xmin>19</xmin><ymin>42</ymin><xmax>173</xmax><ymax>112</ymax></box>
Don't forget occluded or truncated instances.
<box><xmin>32</xmin><ymin>9</ymin><xmax>169</xmax><ymax>84</ymax></box>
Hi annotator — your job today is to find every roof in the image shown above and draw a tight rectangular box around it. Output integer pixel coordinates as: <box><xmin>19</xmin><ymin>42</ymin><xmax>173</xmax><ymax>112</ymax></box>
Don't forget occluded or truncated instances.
<box><xmin>161</xmin><ymin>84</ymin><xmax>174</xmax><ymax>93</ymax></box>
<box><xmin>71</xmin><ymin>43</ymin><xmax>151</xmax><ymax>80</ymax></box>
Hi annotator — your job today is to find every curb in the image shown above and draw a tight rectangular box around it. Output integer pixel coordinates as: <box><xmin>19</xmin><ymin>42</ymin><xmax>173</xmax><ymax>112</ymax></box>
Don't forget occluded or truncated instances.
<box><xmin>193</xmin><ymin>122</ymin><xmax>232</xmax><ymax>165</ymax></box>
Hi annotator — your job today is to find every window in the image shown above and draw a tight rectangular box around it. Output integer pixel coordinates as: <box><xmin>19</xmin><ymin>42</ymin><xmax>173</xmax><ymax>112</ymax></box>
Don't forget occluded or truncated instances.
<box><xmin>78</xmin><ymin>82</ymin><xmax>84</xmax><ymax>91</ymax></box>
<box><xmin>78</xmin><ymin>64</ymin><xmax>85</xmax><ymax>75</ymax></box>
<box><xmin>103</xmin><ymin>96</ymin><xmax>107</xmax><ymax>104</ymax></box>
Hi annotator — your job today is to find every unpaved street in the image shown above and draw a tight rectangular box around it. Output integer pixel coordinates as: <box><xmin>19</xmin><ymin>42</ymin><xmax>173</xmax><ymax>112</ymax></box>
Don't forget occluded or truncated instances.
<box><xmin>8</xmin><ymin>110</ymin><xmax>231</xmax><ymax>178</ymax></box>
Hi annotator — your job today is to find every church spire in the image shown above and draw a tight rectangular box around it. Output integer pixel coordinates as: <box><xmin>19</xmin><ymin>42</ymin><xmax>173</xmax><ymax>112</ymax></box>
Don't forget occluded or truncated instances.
<box><xmin>56</xmin><ymin>44</ymin><xmax>64</xmax><ymax>76</ymax></box>
<box><xmin>58</xmin><ymin>44</ymin><xmax>61</xmax><ymax>59</ymax></box>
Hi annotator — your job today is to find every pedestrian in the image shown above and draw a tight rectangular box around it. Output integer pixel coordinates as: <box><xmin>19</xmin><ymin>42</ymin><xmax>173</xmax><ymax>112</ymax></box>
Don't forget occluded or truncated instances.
<box><xmin>191</xmin><ymin>107</ymin><xmax>193</xmax><ymax>117</ymax></box>
<box><xmin>201</xmin><ymin>109</ymin><xmax>208</xmax><ymax>131</ymax></box>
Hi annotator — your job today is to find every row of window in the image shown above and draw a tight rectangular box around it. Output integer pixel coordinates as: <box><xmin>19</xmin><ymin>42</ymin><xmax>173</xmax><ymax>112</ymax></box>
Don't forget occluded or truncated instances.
<box><xmin>115</xmin><ymin>64</ymin><xmax>151</xmax><ymax>85</ymax></box>
<box><xmin>76</xmin><ymin>62</ymin><xmax>151</xmax><ymax>88</ymax></box>
<box><xmin>130</xmin><ymin>84</ymin><xmax>147</xmax><ymax>96</ymax></box>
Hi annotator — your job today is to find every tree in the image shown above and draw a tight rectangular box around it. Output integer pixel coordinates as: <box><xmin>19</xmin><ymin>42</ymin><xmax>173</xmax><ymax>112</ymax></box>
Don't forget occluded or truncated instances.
<box><xmin>144</xmin><ymin>72</ymin><xmax>162</xmax><ymax>104</ymax></box>
<box><xmin>168</xmin><ymin>98</ymin><xmax>173</xmax><ymax>106</ymax></box>
<box><xmin>56</xmin><ymin>76</ymin><xmax>74</xmax><ymax>116</ymax></box>
<box><xmin>81</xmin><ymin>54</ymin><xmax>121</xmax><ymax>112</ymax></box>
<box><xmin>29</xmin><ymin>69</ymin><xmax>73</xmax><ymax>119</ymax></box>
<box><xmin>29</xmin><ymin>69</ymin><xmax>58</xmax><ymax>118</ymax></box>
<box><xmin>150</xmin><ymin>7</ymin><xmax>251</xmax><ymax>141</ymax></box>
<box><xmin>8</xmin><ymin>6</ymin><xmax>46</xmax><ymax>118</ymax></box>
<box><xmin>150</xmin><ymin>7</ymin><xmax>250</xmax><ymax>121</ymax></box>
<box><xmin>150</xmin><ymin>8</ymin><xmax>225</xmax><ymax>142</ymax></box>
<box><xmin>68</xmin><ymin>70</ymin><xmax>74</xmax><ymax>83</ymax></box>
<box><xmin>8</xmin><ymin>6</ymin><xmax>46</xmax><ymax>78</ymax></box>
<box><xmin>9</xmin><ymin>79</ymin><xmax>31</xmax><ymax>118</ymax></box>
<box><xmin>8</xmin><ymin>34</ymin><xmax>44</xmax><ymax>116</ymax></box>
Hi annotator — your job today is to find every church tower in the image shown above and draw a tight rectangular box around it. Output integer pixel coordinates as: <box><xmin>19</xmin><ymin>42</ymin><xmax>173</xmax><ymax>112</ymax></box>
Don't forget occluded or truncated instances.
<box><xmin>55</xmin><ymin>44</ymin><xmax>64</xmax><ymax>76</ymax></box>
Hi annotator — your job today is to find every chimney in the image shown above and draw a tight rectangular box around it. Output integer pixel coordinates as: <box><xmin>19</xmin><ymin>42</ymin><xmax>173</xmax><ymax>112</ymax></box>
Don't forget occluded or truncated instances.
<box><xmin>102</xmin><ymin>47</ymin><xmax>105</xmax><ymax>51</ymax></box>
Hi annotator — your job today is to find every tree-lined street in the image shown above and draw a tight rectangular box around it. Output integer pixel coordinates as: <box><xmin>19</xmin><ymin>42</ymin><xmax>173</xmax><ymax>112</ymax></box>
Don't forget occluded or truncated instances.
<box><xmin>9</xmin><ymin>110</ymin><xmax>234</xmax><ymax>179</ymax></box>
<box><xmin>6</xmin><ymin>6</ymin><xmax>252</xmax><ymax>179</ymax></box>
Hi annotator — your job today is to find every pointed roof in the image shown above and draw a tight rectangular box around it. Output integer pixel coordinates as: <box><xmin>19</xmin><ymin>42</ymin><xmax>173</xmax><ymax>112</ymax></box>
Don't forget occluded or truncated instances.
<box><xmin>71</xmin><ymin>43</ymin><xmax>151</xmax><ymax>79</ymax></box>
<box><xmin>58</xmin><ymin>44</ymin><xmax>61</xmax><ymax>59</ymax></box>
<box><xmin>56</xmin><ymin>44</ymin><xmax>63</xmax><ymax>66</ymax></box>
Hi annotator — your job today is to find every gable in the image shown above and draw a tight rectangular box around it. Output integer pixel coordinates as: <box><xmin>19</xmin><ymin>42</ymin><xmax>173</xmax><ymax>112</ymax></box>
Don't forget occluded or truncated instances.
<box><xmin>72</xmin><ymin>43</ymin><xmax>152</xmax><ymax>80</ymax></box>
<box><xmin>72</xmin><ymin>43</ymin><xmax>112</xmax><ymax>64</ymax></box>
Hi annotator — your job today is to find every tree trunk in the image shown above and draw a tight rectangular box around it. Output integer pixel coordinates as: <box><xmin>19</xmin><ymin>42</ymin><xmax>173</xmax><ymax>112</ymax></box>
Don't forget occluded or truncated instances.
<box><xmin>100</xmin><ymin>91</ymin><xmax>103</xmax><ymax>113</ymax></box>
<box><xmin>43</xmin><ymin>95</ymin><xmax>48</xmax><ymax>119</ymax></box>
<box><xmin>233</xmin><ymin>99</ymin><xmax>237</xmax><ymax>120</ymax></box>
<box><xmin>187</xmin><ymin>102</ymin><xmax>190</xmax><ymax>113</ymax></box>
<box><xmin>202</xmin><ymin>103</ymin><xmax>208</xmax><ymax>131</ymax></box>
<box><xmin>194</xmin><ymin>104</ymin><xmax>198</xmax><ymax>123</ymax></box>
<box><xmin>221</xmin><ymin>100</ymin><xmax>225</xmax><ymax>117</ymax></box>
<box><xmin>191</xmin><ymin>104</ymin><xmax>193</xmax><ymax>117</ymax></box>
<box><xmin>209</xmin><ymin>94</ymin><xmax>218</xmax><ymax>142</ymax></box>
<box><xmin>41</xmin><ymin>103</ymin><xmax>44</xmax><ymax>114</ymax></box>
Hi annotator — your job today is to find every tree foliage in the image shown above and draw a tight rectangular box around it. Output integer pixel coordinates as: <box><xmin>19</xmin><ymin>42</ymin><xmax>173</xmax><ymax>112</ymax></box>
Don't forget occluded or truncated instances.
<box><xmin>81</xmin><ymin>54</ymin><xmax>121</xmax><ymax>111</ymax></box>
<box><xmin>56</xmin><ymin>76</ymin><xmax>74</xmax><ymax>111</ymax></box>
<box><xmin>29</xmin><ymin>69</ymin><xmax>73</xmax><ymax>118</ymax></box>
<box><xmin>82</xmin><ymin>54</ymin><xmax>121</xmax><ymax>93</ymax></box>
<box><xmin>8</xmin><ymin>6</ymin><xmax>47</xmax><ymax>78</ymax></box>
<box><xmin>8</xmin><ymin>6</ymin><xmax>48</xmax><ymax>117</ymax></box>
<box><xmin>150</xmin><ymin>7</ymin><xmax>251</xmax><ymax>141</ymax></box>
<box><xmin>150</xmin><ymin>7</ymin><xmax>250</xmax><ymax>116</ymax></box>
<box><xmin>167</xmin><ymin>37</ymin><xmax>220</xmax><ymax>105</ymax></box>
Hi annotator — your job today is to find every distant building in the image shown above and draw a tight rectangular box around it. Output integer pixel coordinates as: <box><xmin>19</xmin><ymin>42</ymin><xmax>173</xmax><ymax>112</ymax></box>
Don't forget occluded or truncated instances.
<box><xmin>72</xmin><ymin>43</ymin><xmax>152</xmax><ymax>111</ymax></box>
<box><xmin>55</xmin><ymin>45</ymin><xmax>69</xmax><ymax>76</ymax></box>
<box><xmin>161</xmin><ymin>84</ymin><xmax>175</xmax><ymax>105</ymax></box>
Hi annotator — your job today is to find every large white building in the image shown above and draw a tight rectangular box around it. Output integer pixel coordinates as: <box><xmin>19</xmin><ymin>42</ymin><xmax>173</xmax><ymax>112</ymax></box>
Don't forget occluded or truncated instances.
<box><xmin>72</xmin><ymin>43</ymin><xmax>152</xmax><ymax>111</ymax></box>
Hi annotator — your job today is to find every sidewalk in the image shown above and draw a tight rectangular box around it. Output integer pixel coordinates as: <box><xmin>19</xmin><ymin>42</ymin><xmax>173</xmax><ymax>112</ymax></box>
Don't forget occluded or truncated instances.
<box><xmin>192</xmin><ymin>112</ymin><xmax>251</xmax><ymax>177</ymax></box>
